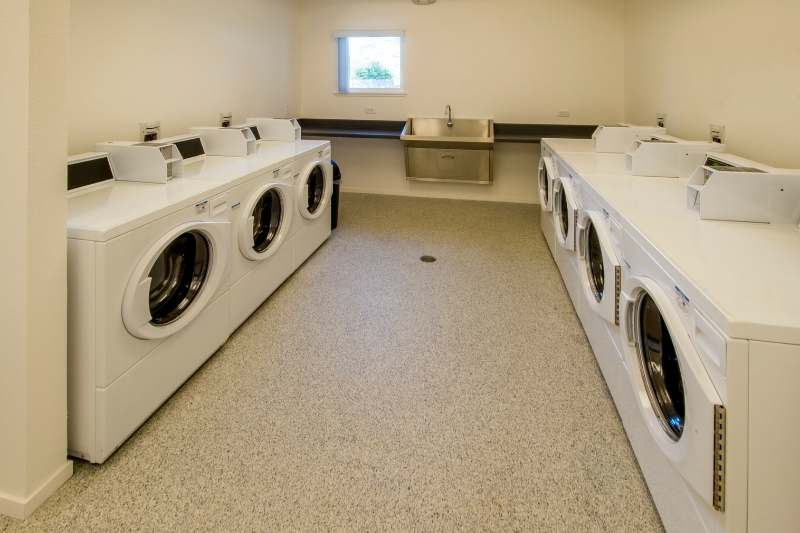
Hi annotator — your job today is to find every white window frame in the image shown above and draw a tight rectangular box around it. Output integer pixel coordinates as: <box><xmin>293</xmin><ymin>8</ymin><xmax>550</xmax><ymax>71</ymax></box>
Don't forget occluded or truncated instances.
<box><xmin>334</xmin><ymin>30</ymin><xmax>406</xmax><ymax>96</ymax></box>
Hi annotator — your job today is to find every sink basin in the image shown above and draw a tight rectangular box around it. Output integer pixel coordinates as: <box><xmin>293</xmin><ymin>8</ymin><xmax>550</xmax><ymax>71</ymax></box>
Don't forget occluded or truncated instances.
<box><xmin>400</xmin><ymin>117</ymin><xmax>495</xmax><ymax>184</ymax></box>
<box><xmin>401</xmin><ymin>118</ymin><xmax>494</xmax><ymax>149</ymax></box>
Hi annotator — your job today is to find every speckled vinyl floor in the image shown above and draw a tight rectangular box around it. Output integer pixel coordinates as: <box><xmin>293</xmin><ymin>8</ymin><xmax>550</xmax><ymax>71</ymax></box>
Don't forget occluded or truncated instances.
<box><xmin>1</xmin><ymin>193</ymin><xmax>663</xmax><ymax>533</ymax></box>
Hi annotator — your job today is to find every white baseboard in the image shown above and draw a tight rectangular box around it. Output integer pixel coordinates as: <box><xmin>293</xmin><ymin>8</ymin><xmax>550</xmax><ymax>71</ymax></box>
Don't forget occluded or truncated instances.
<box><xmin>0</xmin><ymin>460</ymin><xmax>73</xmax><ymax>520</ymax></box>
<box><xmin>340</xmin><ymin>186</ymin><xmax>538</xmax><ymax>205</ymax></box>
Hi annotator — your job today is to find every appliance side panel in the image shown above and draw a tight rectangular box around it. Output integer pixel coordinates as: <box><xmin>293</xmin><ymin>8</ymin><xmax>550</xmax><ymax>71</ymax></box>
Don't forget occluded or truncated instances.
<box><xmin>748</xmin><ymin>341</ymin><xmax>800</xmax><ymax>531</ymax></box>
<box><xmin>725</xmin><ymin>338</ymin><xmax>749</xmax><ymax>533</ymax></box>
<box><xmin>66</xmin><ymin>238</ymin><xmax>97</xmax><ymax>459</ymax></box>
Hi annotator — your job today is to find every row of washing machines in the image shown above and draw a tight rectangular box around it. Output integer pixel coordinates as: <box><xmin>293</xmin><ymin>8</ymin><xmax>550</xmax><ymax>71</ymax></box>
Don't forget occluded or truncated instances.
<box><xmin>539</xmin><ymin>126</ymin><xmax>800</xmax><ymax>533</ymax></box>
<box><xmin>66</xmin><ymin>119</ymin><xmax>333</xmax><ymax>464</ymax></box>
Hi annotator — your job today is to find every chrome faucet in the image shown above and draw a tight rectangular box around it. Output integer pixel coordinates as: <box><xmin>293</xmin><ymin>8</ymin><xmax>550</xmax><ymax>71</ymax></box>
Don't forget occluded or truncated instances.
<box><xmin>445</xmin><ymin>105</ymin><xmax>453</xmax><ymax>128</ymax></box>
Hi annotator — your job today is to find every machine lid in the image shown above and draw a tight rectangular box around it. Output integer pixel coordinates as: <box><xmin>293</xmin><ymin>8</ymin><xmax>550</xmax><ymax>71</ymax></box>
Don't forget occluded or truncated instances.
<box><xmin>637</xmin><ymin>293</ymin><xmax>686</xmax><ymax>441</ymax></box>
<box><xmin>148</xmin><ymin>230</ymin><xmax>210</xmax><ymax>326</ymax></box>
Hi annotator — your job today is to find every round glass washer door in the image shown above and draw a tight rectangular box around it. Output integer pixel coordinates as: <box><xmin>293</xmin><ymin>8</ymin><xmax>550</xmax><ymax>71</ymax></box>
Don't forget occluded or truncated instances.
<box><xmin>306</xmin><ymin>165</ymin><xmax>325</xmax><ymax>214</ymax></box>
<box><xmin>297</xmin><ymin>160</ymin><xmax>331</xmax><ymax>220</ymax></box>
<box><xmin>148</xmin><ymin>230</ymin><xmax>210</xmax><ymax>326</ymax></box>
<box><xmin>557</xmin><ymin>185</ymin><xmax>570</xmax><ymax>241</ymax></box>
<box><xmin>539</xmin><ymin>159</ymin><xmax>550</xmax><ymax>205</ymax></box>
<box><xmin>586</xmin><ymin>221</ymin><xmax>605</xmax><ymax>302</ymax></box>
<box><xmin>636</xmin><ymin>293</ymin><xmax>686</xmax><ymax>441</ymax></box>
<box><xmin>240</xmin><ymin>183</ymin><xmax>289</xmax><ymax>261</ymax></box>
<box><xmin>123</xmin><ymin>220</ymin><xmax>228</xmax><ymax>340</ymax></box>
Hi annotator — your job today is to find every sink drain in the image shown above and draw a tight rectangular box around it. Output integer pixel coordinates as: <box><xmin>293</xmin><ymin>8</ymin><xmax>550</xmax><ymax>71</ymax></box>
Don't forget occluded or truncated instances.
<box><xmin>420</xmin><ymin>255</ymin><xmax>437</xmax><ymax>263</ymax></box>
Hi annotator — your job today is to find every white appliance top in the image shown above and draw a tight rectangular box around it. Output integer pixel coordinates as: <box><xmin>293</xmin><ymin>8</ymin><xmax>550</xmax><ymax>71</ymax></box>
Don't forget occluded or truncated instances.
<box><xmin>554</xmin><ymin>147</ymin><xmax>800</xmax><ymax>345</ymax></box>
<box><xmin>68</xmin><ymin>140</ymin><xmax>328</xmax><ymax>242</ymax></box>
<box><xmin>542</xmin><ymin>138</ymin><xmax>596</xmax><ymax>154</ymax></box>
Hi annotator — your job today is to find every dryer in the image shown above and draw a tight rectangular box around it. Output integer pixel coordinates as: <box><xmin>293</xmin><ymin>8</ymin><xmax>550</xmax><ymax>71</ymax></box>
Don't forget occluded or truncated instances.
<box><xmin>291</xmin><ymin>143</ymin><xmax>334</xmax><ymax>269</ymax></box>
<box><xmin>67</xmin><ymin>154</ymin><xmax>232</xmax><ymax>463</ymax></box>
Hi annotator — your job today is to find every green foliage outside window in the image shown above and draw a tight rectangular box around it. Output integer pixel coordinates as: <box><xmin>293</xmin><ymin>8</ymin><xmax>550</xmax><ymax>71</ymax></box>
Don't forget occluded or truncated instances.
<box><xmin>355</xmin><ymin>62</ymin><xmax>393</xmax><ymax>81</ymax></box>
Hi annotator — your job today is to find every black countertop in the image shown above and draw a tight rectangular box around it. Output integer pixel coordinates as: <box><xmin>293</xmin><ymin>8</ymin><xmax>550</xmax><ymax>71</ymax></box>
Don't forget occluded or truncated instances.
<box><xmin>298</xmin><ymin>118</ymin><xmax>597</xmax><ymax>144</ymax></box>
<box><xmin>299</xmin><ymin>119</ymin><xmax>405</xmax><ymax>140</ymax></box>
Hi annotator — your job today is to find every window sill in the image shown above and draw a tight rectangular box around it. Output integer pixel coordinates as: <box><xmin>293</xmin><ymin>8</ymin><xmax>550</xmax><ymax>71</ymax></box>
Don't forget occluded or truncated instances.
<box><xmin>334</xmin><ymin>91</ymin><xmax>407</xmax><ymax>97</ymax></box>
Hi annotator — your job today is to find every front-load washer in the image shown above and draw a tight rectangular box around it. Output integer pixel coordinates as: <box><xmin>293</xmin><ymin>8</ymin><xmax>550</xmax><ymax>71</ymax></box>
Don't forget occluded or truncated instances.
<box><xmin>553</xmin><ymin>172</ymin><xmax>580</xmax><ymax>255</ymax></box>
<box><xmin>228</xmin><ymin>163</ymin><xmax>296</xmax><ymax>329</ymax></box>
<box><xmin>67</xmin><ymin>158</ymin><xmax>232</xmax><ymax>463</ymax></box>
<box><xmin>576</xmin><ymin>198</ymin><xmax>623</xmax><ymax>329</ymax></box>
<box><xmin>618</xmin><ymin>231</ymin><xmax>727</xmax><ymax>533</ymax></box>
<box><xmin>544</xmin><ymin>139</ymin><xmax>800</xmax><ymax>533</ymax></box>
<box><xmin>552</xmin><ymin>170</ymin><xmax>585</xmax><ymax>318</ymax></box>
<box><xmin>539</xmin><ymin>139</ymin><xmax>593</xmax><ymax>263</ymax></box>
<box><xmin>291</xmin><ymin>143</ymin><xmax>333</xmax><ymax>269</ymax></box>
<box><xmin>538</xmin><ymin>150</ymin><xmax>558</xmax><ymax>258</ymax></box>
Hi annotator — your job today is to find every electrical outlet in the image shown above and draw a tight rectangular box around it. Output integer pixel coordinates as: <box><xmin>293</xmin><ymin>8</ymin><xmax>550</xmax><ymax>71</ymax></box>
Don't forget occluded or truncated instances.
<box><xmin>139</xmin><ymin>121</ymin><xmax>161</xmax><ymax>142</ymax></box>
<box><xmin>557</xmin><ymin>110</ymin><xmax>571</xmax><ymax>118</ymax></box>
<box><xmin>364</xmin><ymin>107</ymin><xmax>376</xmax><ymax>115</ymax></box>
<box><xmin>710</xmin><ymin>124</ymin><xmax>726</xmax><ymax>144</ymax></box>
<box><xmin>656</xmin><ymin>113</ymin><xmax>667</xmax><ymax>129</ymax></box>
<box><xmin>219</xmin><ymin>112</ymin><xmax>232</xmax><ymax>128</ymax></box>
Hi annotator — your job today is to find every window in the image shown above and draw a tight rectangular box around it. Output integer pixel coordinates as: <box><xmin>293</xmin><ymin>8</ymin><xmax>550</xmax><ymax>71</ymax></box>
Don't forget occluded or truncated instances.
<box><xmin>336</xmin><ymin>31</ymin><xmax>405</xmax><ymax>94</ymax></box>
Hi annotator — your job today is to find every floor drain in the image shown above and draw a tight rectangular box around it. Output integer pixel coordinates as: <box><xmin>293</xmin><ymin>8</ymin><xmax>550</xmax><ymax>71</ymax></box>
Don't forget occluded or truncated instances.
<box><xmin>420</xmin><ymin>255</ymin><xmax>437</xmax><ymax>263</ymax></box>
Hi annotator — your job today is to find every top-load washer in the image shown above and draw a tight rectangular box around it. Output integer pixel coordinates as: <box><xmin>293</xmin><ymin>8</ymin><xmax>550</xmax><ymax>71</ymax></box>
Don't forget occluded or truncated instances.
<box><xmin>291</xmin><ymin>142</ymin><xmax>333</xmax><ymax>269</ymax></box>
<box><xmin>67</xmin><ymin>153</ymin><xmax>233</xmax><ymax>463</ymax></box>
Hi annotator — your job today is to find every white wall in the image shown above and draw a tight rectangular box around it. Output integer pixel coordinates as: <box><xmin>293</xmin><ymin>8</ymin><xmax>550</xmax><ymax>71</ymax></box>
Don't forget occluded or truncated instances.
<box><xmin>299</xmin><ymin>0</ymin><xmax>625</xmax><ymax>123</ymax></box>
<box><xmin>625</xmin><ymin>0</ymin><xmax>800</xmax><ymax>168</ymax></box>
<box><xmin>1</xmin><ymin>0</ymin><xmax>73</xmax><ymax>519</ymax></box>
<box><xmin>68</xmin><ymin>0</ymin><xmax>299</xmax><ymax>154</ymax></box>
<box><xmin>298</xmin><ymin>0</ymin><xmax>626</xmax><ymax>203</ymax></box>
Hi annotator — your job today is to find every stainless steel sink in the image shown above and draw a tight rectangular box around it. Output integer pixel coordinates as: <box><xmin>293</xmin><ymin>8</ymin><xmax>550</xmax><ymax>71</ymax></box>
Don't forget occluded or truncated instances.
<box><xmin>401</xmin><ymin>117</ymin><xmax>494</xmax><ymax>184</ymax></box>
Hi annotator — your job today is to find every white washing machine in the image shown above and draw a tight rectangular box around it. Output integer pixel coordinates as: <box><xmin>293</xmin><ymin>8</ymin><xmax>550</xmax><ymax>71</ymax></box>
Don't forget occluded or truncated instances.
<box><xmin>619</xmin><ymin>229</ymin><xmax>729</xmax><ymax>533</ymax></box>
<box><xmin>553</xmin><ymin>143</ymin><xmax>800</xmax><ymax>533</ymax></box>
<box><xmin>163</xmin><ymin>136</ymin><xmax>328</xmax><ymax>330</ymax></box>
<box><xmin>291</xmin><ymin>142</ymin><xmax>333</xmax><ymax>269</ymax></box>
<box><xmin>539</xmin><ymin>138</ymin><xmax>594</xmax><ymax>265</ymax></box>
<box><xmin>67</xmin><ymin>155</ymin><xmax>233</xmax><ymax>463</ymax></box>
<box><xmin>537</xmin><ymin>146</ymin><xmax>557</xmax><ymax>258</ymax></box>
<box><xmin>227</xmin><ymin>162</ymin><xmax>296</xmax><ymax>329</ymax></box>
<box><xmin>574</xmin><ymin>181</ymin><xmax>629</xmax><ymax>374</ymax></box>
<box><xmin>551</xmin><ymin>168</ymin><xmax>585</xmax><ymax>319</ymax></box>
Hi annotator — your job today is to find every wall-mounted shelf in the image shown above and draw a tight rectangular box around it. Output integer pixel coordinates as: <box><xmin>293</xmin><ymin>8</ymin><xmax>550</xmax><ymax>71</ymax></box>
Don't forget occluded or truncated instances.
<box><xmin>299</xmin><ymin>118</ymin><xmax>597</xmax><ymax>144</ymax></box>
